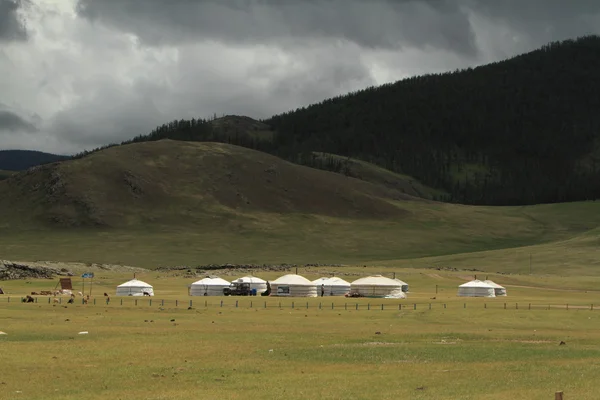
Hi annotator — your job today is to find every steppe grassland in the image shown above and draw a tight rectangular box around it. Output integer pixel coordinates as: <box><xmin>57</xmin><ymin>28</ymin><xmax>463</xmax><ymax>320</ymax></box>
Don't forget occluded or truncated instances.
<box><xmin>1</xmin><ymin>268</ymin><xmax>600</xmax><ymax>400</ymax></box>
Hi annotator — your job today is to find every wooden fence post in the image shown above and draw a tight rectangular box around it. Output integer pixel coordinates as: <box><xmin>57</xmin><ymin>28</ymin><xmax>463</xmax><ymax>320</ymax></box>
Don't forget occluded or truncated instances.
<box><xmin>555</xmin><ymin>391</ymin><xmax>563</xmax><ymax>400</ymax></box>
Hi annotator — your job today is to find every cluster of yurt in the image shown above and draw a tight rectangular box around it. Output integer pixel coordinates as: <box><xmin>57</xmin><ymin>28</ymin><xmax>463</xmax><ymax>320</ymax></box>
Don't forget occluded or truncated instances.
<box><xmin>113</xmin><ymin>273</ymin><xmax>417</xmax><ymax>298</ymax></box>
<box><xmin>457</xmin><ymin>278</ymin><xmax>507</xmax><ymax>297</ymax></box>
<box><xmin>113</xmin><ymin>274</ymin><xmax>507</xmax><ymax>299</ymax></box>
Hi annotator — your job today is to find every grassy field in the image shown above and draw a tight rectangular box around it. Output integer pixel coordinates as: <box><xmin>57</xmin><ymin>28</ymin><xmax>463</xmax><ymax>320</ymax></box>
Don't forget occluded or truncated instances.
<box><xmin>1</xmin><ymin>268</ymin><xmax>599</xmax><ymax>400</ymax></box>
<box><xmin>1</xmin><ymin>200</ymin><xmax>600</xmax><ymax>272</ymax></box>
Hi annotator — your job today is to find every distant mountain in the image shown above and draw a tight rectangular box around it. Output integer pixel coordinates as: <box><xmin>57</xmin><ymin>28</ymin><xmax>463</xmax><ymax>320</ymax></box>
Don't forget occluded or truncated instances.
<box><xmin>0</xmin><ymin>150</ymin><xmax>71</xmax><ymax>171</ymax></box>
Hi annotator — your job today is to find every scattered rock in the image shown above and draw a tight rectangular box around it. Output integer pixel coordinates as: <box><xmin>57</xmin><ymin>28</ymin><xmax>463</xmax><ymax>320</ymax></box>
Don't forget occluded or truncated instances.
<box><xmin>559</xmin><ymin>341</ymin><xmax>566</xmax><ymax>346</ymax></box>
<box><xmin>0</xmin><ymin>260</ymin><xmax>73</xmax><ymax>280</ymax></box>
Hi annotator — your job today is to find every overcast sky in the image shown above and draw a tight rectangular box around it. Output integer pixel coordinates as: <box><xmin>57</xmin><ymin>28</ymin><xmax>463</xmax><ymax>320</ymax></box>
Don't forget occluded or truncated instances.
<box><xmin>1</xmin><ymin>0</ymin><xmax>599</xmax><ymax>154</ymax></box>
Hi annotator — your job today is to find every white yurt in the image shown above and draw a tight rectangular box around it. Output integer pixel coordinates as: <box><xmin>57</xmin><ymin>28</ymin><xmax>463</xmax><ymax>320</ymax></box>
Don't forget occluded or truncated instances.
<box><xmin>312</xmin><ymin>277</ymin><xmax>351</xmax><ymax>296</ymax></box>
<box><xmin>231</xmin><ymin>276</ymin><xmax>268</xmax><ymax>294</ymax></box>
<box><xmin>457</xmin><ymin>280</ymin><xmax>496</xmax><ymax>297</ymax></box>
<box><xmin>115</xmin><ymin>279</ymin><xmax>154</xmax><ymax>296</ymax></box>
<box><xmin>483</xmin><ymin>279</ymin><xmax>507</xmax><ymax>296</ymax></box>
<box><xmin>350</xmin><ymin>275</ymin><xmax>406</xmax><ymax>298</ymax></box>
<box><xmin>394</xmin><ymin>278</ymin><xmax>410</xmax><ymax>293</ymax></box>
<box><xmin>270</xmin><ymin>274</ymin><xmax>317</xmax><ymax>297</ymax></box>
<box><xmin>189</xmin><ymin>276</ymin><xmax>231</xmax><ymax>296</ymax></box>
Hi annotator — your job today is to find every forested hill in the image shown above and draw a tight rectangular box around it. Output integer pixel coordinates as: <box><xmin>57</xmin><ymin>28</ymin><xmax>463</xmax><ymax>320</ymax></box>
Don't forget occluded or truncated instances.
<box><xmin>266</xmin><ymin>35</ymin><xmax>600</xmax><ymax>205</ymax></box>
<box><xmin>0</xmin><ymin>150</ymin><xmax>71</xmax><ymax>171</ymax></box>
<box><xmin>73</xmin><ymin>35</ymin><xmax>600</xmax><ymax>206</ymax></box>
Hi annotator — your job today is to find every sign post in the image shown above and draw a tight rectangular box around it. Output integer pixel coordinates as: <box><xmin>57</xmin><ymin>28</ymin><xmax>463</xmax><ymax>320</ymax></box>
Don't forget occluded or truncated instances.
<box><xmin>81</xmin><ymin>273</ymin><xmax>94</xmax><ymax>297</ymax></box>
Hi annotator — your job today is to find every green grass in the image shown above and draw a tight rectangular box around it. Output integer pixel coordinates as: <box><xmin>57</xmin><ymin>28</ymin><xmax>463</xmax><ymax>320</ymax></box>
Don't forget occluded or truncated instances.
<box><xmin>1</xmin><ymin>269</ymin><xmax>600</xmax><ymax>399</ymax></box>
<box><xmin>2</xmin><ymin>200</ymin><xmax>600</xmax><ymax>272</ymax></box>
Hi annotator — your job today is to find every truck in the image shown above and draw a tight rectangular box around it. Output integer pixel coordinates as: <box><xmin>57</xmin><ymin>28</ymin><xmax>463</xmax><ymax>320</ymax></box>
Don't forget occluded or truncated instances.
<box><xmin>223</xmin><ymin>282</ymin><xmax>254</xmax><ymax>296</ymax></box>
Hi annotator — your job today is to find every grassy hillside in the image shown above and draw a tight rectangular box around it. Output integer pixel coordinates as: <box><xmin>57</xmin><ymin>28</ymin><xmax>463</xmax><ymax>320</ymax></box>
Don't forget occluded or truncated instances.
<box><xmin>0</xmin><ymin>140</ymin><xmax>417</xmax><ymax>229</ymax></box>
<box><xmin>1</xmin><ymin>140</ymin><xmax>600</xmax><ymax>271</ymax></box>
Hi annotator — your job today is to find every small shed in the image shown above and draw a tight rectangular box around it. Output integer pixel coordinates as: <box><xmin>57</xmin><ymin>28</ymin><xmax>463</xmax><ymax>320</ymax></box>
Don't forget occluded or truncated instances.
<box><xmin>457</xmin><ymin>280</ymin><xmax>496</xmax><ymax>297</ymax></box>
<box><xmin>312</xmin><ymin>277</ymin><xmax>351</xmax><ymax>296</ymax></box>
<box><xmin>483</xmin><ymin>279</ymin><xmax>507</xmax><ymax>296</ymax></box>
<box><xmin>350</xmin><ymin>275</ymin><xmax>406</xmax><ymax>298</ymax></box>
<box><xmin>270</xmin><ymin>274</ymin><xmax>317</xmax><ymax>297</ymax></box>
<box><xmin>189</xmin><ymin>277</ymin><xmax>231</xmax><ymax>296</ymax></box>
<box><xmin>115</xmin><ymin>279</ymin><xmax>154</xmax><ymax>296</ymax></box>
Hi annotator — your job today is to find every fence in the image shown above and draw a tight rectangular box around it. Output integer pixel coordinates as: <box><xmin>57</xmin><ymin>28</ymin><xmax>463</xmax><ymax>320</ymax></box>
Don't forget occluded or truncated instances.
<box><xmin>1</xmin><ymin>296</ymin><xmax>597</xmax><ymax>312</ymax></box>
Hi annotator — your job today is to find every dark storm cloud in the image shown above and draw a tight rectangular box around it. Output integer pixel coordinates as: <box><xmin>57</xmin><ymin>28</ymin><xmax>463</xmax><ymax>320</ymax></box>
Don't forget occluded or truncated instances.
<box><xmin>0</xmin><ymin>110</ymin><xmax>37</xmax><ymax>132</ymax></box>
<box><xmin>75</xmin><ymin>0</ymin><xmax>478</xmax><ymax>56</ymax></box>
<box><xmin>470</xmin><ymin>0</ymin><xmax>600</xmax><ymax>42</ymax></box>
<box><xmin>0</xmin><ymin>0</ymin><xmax>27</xmax><ymax>42</ymax></box>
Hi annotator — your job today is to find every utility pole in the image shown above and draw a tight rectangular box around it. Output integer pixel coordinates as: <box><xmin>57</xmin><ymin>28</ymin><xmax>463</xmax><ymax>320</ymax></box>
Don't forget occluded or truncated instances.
<box><xmin>529</xmin><ymin>254</ymin><xmax>532</xmax><ymax>275</ymax></box>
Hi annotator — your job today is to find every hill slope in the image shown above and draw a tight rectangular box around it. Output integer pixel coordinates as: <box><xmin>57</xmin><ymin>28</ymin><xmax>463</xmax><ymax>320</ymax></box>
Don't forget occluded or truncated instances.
<box><xmin>0</xmin><ymin>150</ymin><xmax>71</xmax><ymax>171</ymax></box>
<box><xmin>265</xmin><ymin>35</ymin><xmax>600</xmax><ymax>205</ymax></box>
<box><xmin>0</xmin><ymin>140</ymin><xmax>416</xmax><ymax>228</ymax></box>
<box><xmin>2</xmin><ymin>140</ymin><xmax>600</xmax><ymax>269</ymax></box>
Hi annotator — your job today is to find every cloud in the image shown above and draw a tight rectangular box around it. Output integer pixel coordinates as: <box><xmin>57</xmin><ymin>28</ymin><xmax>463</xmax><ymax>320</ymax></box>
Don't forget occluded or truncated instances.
<box><xmin>2</xmin><ymin>0</ymin><xmax>600</xmax><ymax>154</ymax></box>
<box><xmin>0</xmin><ymin>0</ymin><xmax>28</xmax><ymax>42</ymax></box>
<box><xmin>75</xmin><ymin>0</ymin><xmax>478</xmax><ymax>56</ymax></box>
<box><xmin>0</xmin><ymin>109</ymin><xmax>37</xmax><ymax>132</ymax></box>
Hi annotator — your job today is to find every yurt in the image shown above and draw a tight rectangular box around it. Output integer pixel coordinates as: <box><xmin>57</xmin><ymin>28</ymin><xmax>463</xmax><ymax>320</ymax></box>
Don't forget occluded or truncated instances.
<box><xmin>189</xmin><ymin>276</ymin><xmax>231</xmax><ymax>296</ymax></box>
<box><xmin>483</xmin><ymin>279</ymin><xmax>507</xmax><ymax>296</ymax></box>
<box><xmin>115</xmin><ymin>279</ymin><xmax>154</xmax><ymax>296</ymax></box>
<box><xmin>231</xmin><ymin>276</ymin><xmax>268</xmax><ymax>294</ymax></box>
<box><xmin>270</xmin><ymin>274</ymin><xmax>317</xmax><ymax>297</ymax></box>
<box><xmin>394</xmin><ymin>278</ymin><xmax>410</xmax><ymax>293</ymax></box>
<box><xmin>457</xmin><ymin>280</ymin><xmax>496</xmax><ymax>297</ymax></box>
<box><xmin>312</xmin><ymin>277</ymin><xmax>351</xmax><ymax>296</ymax></box>
<box><xmin>350</xmin><ymin>275</ymin><xmax>406</xmax><ymax>298</ymax></box>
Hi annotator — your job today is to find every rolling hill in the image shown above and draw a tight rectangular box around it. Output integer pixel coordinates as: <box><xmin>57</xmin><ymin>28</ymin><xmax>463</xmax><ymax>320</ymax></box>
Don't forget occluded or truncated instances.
<box><xmin>0</xmin><ymin>140</ymin><xmax>417</xmax><ymax>228</ymax></box>
<box><xmin>2</xmin><ymin>139</ymin><xmax>600</xmax><ymax>271</ymax></box>
<box><xmin>0</xmin><ymin>150</ymin><xmax>71</xmax><ymax>171</ymax></box>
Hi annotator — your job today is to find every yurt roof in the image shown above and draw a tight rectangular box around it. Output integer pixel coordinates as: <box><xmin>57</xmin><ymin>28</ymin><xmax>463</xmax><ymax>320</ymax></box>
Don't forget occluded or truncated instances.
<box><xmin>191</xmin><ymin>277</ymin><xmax>231</xmax><ymax>286</ymax></box>
<box><xmin>458</xmin><ymin>279</ymin><xmax>495</xmax><ymax>288</ymax></box>
<box><xmin>117</xmin><ymin>279</ymin><xmax>153</xmax><ymax>288</ymax></box>
<box><xmin>271</xmin><ymin>274</ymin><xmax>314</xmax><ymax>286</ymax></box>
<box><xmin>483</xmin><ymin>280</ymin><xmax>505</xmax><ymax>289</ymax></box>
<box><xmin>394</xmin><ymin>278</ymin><xmax>409</xmax><ymax>285</ymax></box>
<box><xmin>312</xmin><ymin>277</ymin><xmax>351</xmax><ymax>286</ymax></box>
<box><xmin>232</xmin><ymin>276</ymin><xmax>267</xmax><ymax>284</ymax></box>
<box><xmin>351</xmin><ymin>275</ymin><xmax>402</xmax><ymax>286</ymax></box>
